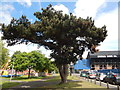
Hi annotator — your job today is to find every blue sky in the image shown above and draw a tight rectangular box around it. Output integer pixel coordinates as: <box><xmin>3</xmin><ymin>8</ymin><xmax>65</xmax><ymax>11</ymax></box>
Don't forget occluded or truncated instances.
<box><xmin>0</xmin><ymin>0</ymin><xmax>119</xmax><ymax>57</ymax></box>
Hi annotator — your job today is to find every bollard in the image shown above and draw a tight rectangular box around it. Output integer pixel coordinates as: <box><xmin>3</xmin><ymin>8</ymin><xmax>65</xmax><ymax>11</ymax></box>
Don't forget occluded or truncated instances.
<box><xmin>117</xmin><ymin>85</ymin><xmax>119</xmax><ymax>90</ymax></box>
<box><xmin>94</xmin><ymin>79</ymin><xmax>96</xmax><ymax>84</ymax></box>
<box><xmin>87</xmin><ymin>78</ymin><xmax>89</xmax><ymax>81</ymax></box>
<box><xmin>100</xmin><ymin>80</ymin><xmax>101</xmax><ymax>86</ymax></box>
<box><xmin>91</xmin><ymin>79</ymin><xmax>92</xmax><ymax>83</ymax></box>
<box><xmin>88</xmin><ymin>78</ymin><xmax>89</xmax><ymax>82</ymax></box>
<box><xmin>106</xmin><ymin>82</ymin><xmax>109</xmax><ymax>89</ymax></box>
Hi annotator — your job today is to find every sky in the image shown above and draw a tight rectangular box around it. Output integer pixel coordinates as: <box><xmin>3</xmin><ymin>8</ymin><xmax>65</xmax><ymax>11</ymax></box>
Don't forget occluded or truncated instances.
<box><xmin>0</xmin><ymin>0</ymin><xmax>119</xmax><ymax>58</ymax></box>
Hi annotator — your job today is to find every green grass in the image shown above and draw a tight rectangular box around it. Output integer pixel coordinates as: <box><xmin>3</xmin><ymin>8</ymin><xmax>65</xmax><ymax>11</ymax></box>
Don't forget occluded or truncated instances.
<box><xmin>0</xmin><ymin>77</ymin><xmax>9</xmax><ymax>85</ymax></box>
<box><xmin>11</xmin><ymin>75</ymin><xmax>53</xmax><ymax>81</ymax></box>
<box><xmin>0</xmin><ymin>77</ymin><xmax>20</xmax><ymax>88</ymax></box>
<box><xmin>2</xmin><ymin>82</ymin><xmax>20</xmax><ymax>88</ymax></box>
<box><xmin>46</xmin><ymin>75</ymin><xmax>79</xmax><ymax>82</ymax></box>
<box><xmin>0</xmin><ymin>77</ymin><xmax>10</xmax><ymax>79</ymax></box>
<box><xmin>0</xmin><ymin>75</ymin><xmax>52</xmax><ymax>88</ymax></box>
<box><xmin>0</xmin><ymin>75</ymin><xmax>53</xmax><ymax>82</ymax></box>
<box><xmin>45</xmin><ymin>76</ymin><xmax>61</xmax><ymax>82</ymax></box>
<box><xmin>40</xmin><ymin>75</ymin><xmax>108</xmax><ymax>89</ymax></box>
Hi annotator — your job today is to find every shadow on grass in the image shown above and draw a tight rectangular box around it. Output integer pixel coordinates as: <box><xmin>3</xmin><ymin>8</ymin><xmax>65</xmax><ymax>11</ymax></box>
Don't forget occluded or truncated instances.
<box><xmin>12</xmin><ymin>76</ymin><xmax>51</xmax><ymax>80</ymax></box>
<box><xmin>59</xmin><ymin>81</ymin><xmax>83</xmax><ymax>89</ymax></box>
<box><xmin>45</xmin><ymin>76</ymin><xmax>60</xmax><ymax>82</ymax></box>
<box><xmin>2</xmin><ymin>82</ymin><xmax>20</xmax><ymax>88</ymax></box>
<box><xmin>41</xmin><ymin>80</ymin><xmax>83</xmax><ymax>89</ymax></box>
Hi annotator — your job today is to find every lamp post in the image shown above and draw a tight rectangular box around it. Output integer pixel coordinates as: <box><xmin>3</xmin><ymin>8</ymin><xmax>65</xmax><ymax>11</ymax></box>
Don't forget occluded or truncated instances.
<box><xmin>10</xmin><ymin>58</ymin><xmax>15</xmax><ymax>82</ymax></box>
<box><xmin>70</xmin><ymin>62</ymin><xmax>74</xmax><ymax>76</ymax></box>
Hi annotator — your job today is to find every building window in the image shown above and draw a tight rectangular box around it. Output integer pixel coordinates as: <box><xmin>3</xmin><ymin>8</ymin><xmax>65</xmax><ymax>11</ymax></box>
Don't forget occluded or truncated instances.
<box><xmin>112</xmin><ymin>65</ymin><xmax>115</xmax><ymax>69</ymax></box>
<box><xmin>100</xmin><ymin>65</ymin><xmax>103</xmax><ymax>69</ymax></box>
<box><xmin>104</xmin><ymin>65</ymin><xmax>107</xmax><ymax>69</ymax></box>
<box><xmin>116</xmin><ymin>65</ymin><xmax>118</xmax><ymax>69</ymax></box>
<box><xmin>91</xmin><ymin>65</ymin><xmax>94</xmax><ymax>67</ymax></box>
<box><xmin>91</xmin><ymin>65</ymin><xmax>95</xmax><ymax>70</ymax></box>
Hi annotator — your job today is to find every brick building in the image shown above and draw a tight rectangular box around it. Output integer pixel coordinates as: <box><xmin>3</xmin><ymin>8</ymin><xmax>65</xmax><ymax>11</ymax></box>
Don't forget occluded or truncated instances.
<box><xmin>88</xmin><ymin>51</ymin><xmax>120</xmax><ymax>70</ymax></box>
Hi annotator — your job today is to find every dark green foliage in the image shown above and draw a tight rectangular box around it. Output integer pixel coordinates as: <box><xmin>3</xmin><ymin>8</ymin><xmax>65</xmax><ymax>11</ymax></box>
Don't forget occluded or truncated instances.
<box><xmin>2</xmin><ymin>4</ymin><xmax>107</xmax><ymax>65</ymax></box>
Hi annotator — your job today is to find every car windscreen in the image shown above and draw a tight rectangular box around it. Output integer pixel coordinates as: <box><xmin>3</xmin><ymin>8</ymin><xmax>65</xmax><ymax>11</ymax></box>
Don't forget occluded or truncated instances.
<box><xmin>116</xmin><ymin>74</ymin><xmax>120</xmax><ymax>77</ymax></box>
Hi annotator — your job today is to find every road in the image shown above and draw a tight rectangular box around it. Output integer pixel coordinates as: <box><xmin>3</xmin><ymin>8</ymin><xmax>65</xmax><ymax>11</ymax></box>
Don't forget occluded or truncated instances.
<box><xmin>73</xmin><ymin>73</ymin><xmax>120</xmax><ymax>90</ymax></box>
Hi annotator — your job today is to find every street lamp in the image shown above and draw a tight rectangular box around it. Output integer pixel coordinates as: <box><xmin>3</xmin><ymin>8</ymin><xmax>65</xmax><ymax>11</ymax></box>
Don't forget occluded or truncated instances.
<box><xmin>70</xmin><ymin>62</ymin><xmax>74</xmax><ymax>76</ymax></box>
<box><xmin>10</xmin><ymin>58</ymin><xmax>15</xmax><ymax>82</ymax></box>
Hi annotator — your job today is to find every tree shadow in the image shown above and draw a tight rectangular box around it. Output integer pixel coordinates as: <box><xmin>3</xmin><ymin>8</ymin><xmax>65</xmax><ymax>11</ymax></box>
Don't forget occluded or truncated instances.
<box><xmin>1</xmin><ymin>82</ymin><xmax>20</xmax><ymax>88</ymax></box>
<box><xmin>11</xmin><ymin>76</ymin><xmax>49</xmax><ymax>80</ymax></box>
<box><xmin>57</xmin><ymin>80</ymin><xmax>83</xmax><ymax>89</ymax></box>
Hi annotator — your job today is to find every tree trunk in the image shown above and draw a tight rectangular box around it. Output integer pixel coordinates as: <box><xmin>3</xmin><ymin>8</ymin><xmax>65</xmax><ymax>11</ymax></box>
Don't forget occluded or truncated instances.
<box><xmin>57</xmin><ymin>64</ymin><xmax>68</xmax><ymax>84</ymax></box>
<box><xmin>28</xmin><ymin>68</ymin><xmax>31</xmax><ymax>79</ymax></box>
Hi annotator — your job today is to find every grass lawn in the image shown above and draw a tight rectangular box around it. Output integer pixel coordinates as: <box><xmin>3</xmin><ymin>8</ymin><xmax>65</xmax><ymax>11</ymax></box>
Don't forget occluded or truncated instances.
<box><xmin>40</xmin><ymin>75</ymin><xmax>108</xmax><ymax>89</ymax></box>
<box><xmin>1</xmin><ymin>75</ymin><xmax>54</xmax><ymax>82</ymax></box>
<box><xmin>0</xmin><ymin>75</ymin><xmax>56</xmax><ymax>88</ymax></box>
<box><xmin>0</xmin><ymin>77</ymin><xmax>20</xmax><ymax>88</ymax></box>
<box><xmin>0</xmin><ymin>77</ymin><xmax>9</xmax><ymax>85</ymax></box>
<box><xmin>11</xmin><ymin>75</ymin><xmax>54</xmax><ymax>82</ymax></box>
<box><xmin>2</xmin><ymin>82</ymin><xmax>20</xmax><ymax>88</ymax></box>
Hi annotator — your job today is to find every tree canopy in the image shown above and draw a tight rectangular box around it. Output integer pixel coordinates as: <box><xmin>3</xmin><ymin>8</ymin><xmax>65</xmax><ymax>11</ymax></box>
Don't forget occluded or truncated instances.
<box><xmin>2</xmin><ymin>5</ymin><xmax>107</xmax><ymax>64</ymax></box>
<box><xmin>10</xmin><ymin>50</ymin><xmax>56</xmax><ymax>73</ymax></box>
<box><xmin>1</xmin><ymin>4</ymin><xmax>107</xmax><ymax>83</ymax></box>
<box><xmin>0</xmin><ymin>40</ymin><xmax>9</xmax><ymax>69</ymax></box>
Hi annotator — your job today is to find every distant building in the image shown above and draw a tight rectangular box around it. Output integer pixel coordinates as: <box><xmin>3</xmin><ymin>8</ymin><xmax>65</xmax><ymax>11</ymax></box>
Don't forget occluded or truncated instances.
<box><xmin>74</xmin><ymin>51</ymin><xmax>120</xmax><ymax>70</ymax></box>
<box><xmin>88</xmin><ymin>51</ymin><xmax>120</xmax><ymax>70</ymax></box>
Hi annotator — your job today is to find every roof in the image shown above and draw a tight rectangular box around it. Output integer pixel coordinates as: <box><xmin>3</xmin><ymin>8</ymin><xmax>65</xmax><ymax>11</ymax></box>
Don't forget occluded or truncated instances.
<box><xmin>74</xmin><ymin>59</ymin><xmax>90</xmax><ymax>70</ymax></box>
<box><xmin>89</xmin><ymin>51</ymin><xmax>120</xmax><ymax>58</ymax></box>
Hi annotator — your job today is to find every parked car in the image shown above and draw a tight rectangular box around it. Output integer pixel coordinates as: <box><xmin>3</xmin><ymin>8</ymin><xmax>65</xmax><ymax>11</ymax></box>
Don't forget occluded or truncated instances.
<box><xmin>88</xmin><ymin>72</ymin><xmax>96</xmax><ymax>79</ymax></box>
<box><xmin>96</xmin><ymin>73</ymin><xmax>107</xmax><ymax>81</ymax></box>
<box><xmin>80</xmin><ymin>71</ymin><xmax>88</xmax><ymax>77</ymax></box>
<box><xmin>103</xmin><ymin>73</ymin><xmax>120</xmax><ymax>85</ymax></box>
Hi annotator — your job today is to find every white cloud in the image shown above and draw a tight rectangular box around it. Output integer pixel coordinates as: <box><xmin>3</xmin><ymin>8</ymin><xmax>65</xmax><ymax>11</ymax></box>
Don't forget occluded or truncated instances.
<box><xmin>95</xmin><ymin>8</ymin><xmax>118</xmax><ymax>51</ymax></box>
<box><xmin>74</xmin><ymin>0</ymin><xmax>106</xmax><ymax>19</ymax></box>
<box><xmin>16</xmin><ymin>0</ymin><xmax>32</xmax><ymax>7</ymax></box>
<box><xmin>5</xmin><ymin>44</ymin><xmax>51</xmax><ymax>58</ymax></box>
<box><xmin>74</xmin><ymin>0</ymin><xmax>118</xmax><ymax>51</ymax></box>
<box><xmin>0</xmin><ymin>4</ymin><xmax>14</xmax><ymax>11</ymax></box>
<box><xmin>0</xmin><ymin>4</ymin><xmax>14</xmax><ymax>25</ymax></box>
<box><xmin>53</xmin><ymin>4</ymin><xmax>69</xmax><ymax>14</ymax></box>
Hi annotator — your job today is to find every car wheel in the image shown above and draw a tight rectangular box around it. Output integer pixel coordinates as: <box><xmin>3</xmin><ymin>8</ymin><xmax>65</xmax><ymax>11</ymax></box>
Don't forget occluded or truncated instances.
<box><xmin>112</xmin><ymin>81</ymin><xmax>116</xmax><ymax>85</ymax></box>
<box><xmin>103</xmin><ymin>79</ymin><xmax>106</xmax><ymax>83</ymax></box>
<box><xmin>104</xmin><ymin>81</ymin><xmax>107</xmax><ymax>83</ymax></box>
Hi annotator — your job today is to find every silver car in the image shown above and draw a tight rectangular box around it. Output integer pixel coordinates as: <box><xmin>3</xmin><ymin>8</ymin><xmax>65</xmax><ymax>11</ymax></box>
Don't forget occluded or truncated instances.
<box><xmin>96</xmin><ymin>72</ymin><xmax>107</xmax><ymax>81</ymax></box>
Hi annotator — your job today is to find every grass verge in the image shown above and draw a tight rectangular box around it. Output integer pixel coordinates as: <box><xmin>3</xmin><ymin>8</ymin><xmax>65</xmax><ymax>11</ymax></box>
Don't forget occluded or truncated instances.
<box><xmin>1</xmin><ymin>75</ymin><xmax>54</xmax><ymax>82</ymax></box>
<box><xmin>0</xmin><ymin>77</ymin><xmax>21</xmax><ymax>88</ymax></box>
<box><xmin>40</xmin><ymin>75</ymin><xmax>108</xmax><ymax>89</ymax></box>
<box><xmin>2</xmin><ymin>82</ymin><xmax>20</xmax><ymax>88</ymax></box>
